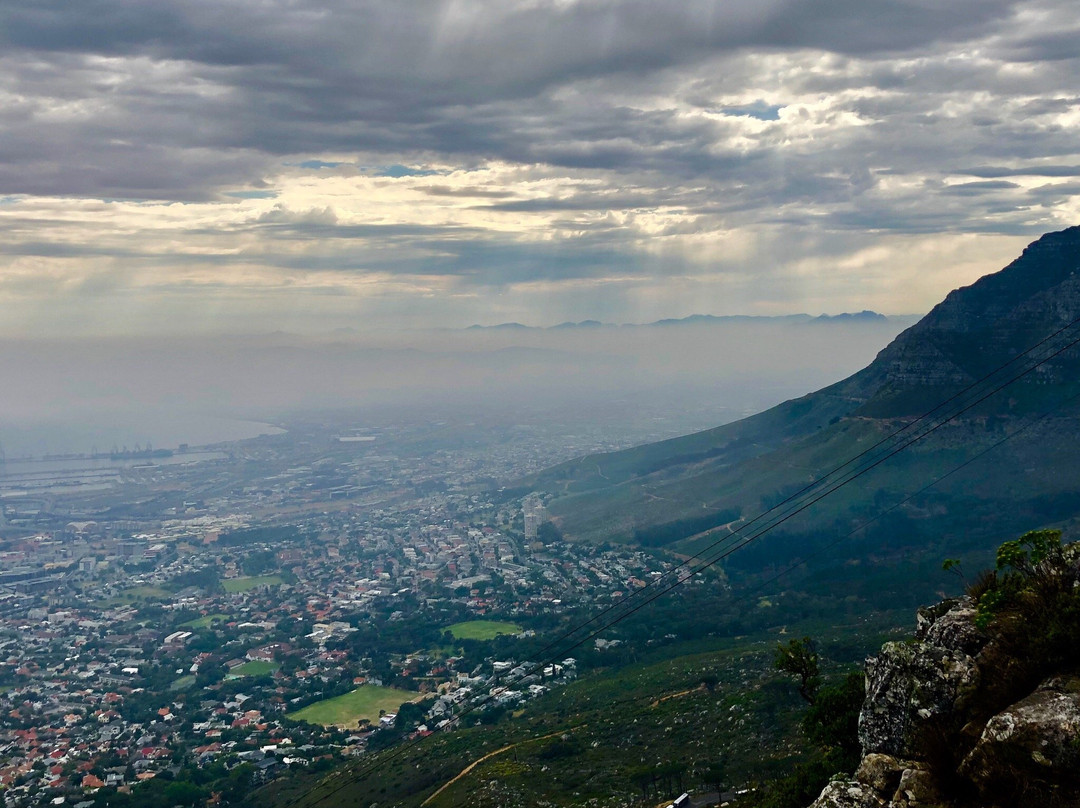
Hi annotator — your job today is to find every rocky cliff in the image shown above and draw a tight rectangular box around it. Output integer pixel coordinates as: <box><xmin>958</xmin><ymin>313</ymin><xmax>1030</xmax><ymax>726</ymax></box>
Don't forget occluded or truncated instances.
<box><xmin>852</xmin><ymin>225</ymin><xmax>1080</xmax><ymax>417</ymax></box>
<box><xmin>809</xmin><ymin>538</ymin><xmax>1080</xmax><ymax>808</ymax></box>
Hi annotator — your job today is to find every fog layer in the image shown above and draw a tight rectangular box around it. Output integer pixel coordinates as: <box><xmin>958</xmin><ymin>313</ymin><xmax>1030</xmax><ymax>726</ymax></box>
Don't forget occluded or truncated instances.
<box><xmin>0</xmin><ymin>316</ymin><xmax>916</xmax><ymax>457</ymax></box>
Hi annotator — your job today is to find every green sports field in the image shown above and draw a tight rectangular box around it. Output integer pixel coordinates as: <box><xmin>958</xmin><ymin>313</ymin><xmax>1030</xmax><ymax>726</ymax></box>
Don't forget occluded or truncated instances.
<box><xmin>287</xmin><ymin>685</ymin><xmax>418</xmax><ymax>727</ymax></box>
<box><xmin>445</xmin><ymin>620</ymin><xmax>522</xmax><ymax>640</ymax></box>
<box><xmin>230</xmin><ymin>660</ymin><xmax>279</xmax><ymax>677</ymax></box>
<box><xmin>181</xmin><ymin>613</ymin><xmax>230</xmax><ymax>628</ymax></box>
<box><xmin>223</xmin><ymin>575</ymin><xmax>283</xmax><ymax>593</ymax></box>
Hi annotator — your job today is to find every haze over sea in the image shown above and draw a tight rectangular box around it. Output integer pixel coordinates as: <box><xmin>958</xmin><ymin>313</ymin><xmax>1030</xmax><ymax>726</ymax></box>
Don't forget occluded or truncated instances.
<box><xmin>0</xmin><ymin>412</ymin><xmax>282</xmax><ymax>459</ymax></box>
<box><xmin>0</xmin><ymin>316</ymin><xmax>914</xmax><ymax>459</ymax></box>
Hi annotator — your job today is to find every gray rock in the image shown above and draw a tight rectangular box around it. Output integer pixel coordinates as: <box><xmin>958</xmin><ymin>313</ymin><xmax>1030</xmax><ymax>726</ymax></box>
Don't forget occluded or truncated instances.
<box><xmin>890</xmin><ymin>768</ymin><xmax>941</xmax><ymax>806</ymax></box>
<box><xmin>959</xmin><ymin>676</ymin><xmax>1080</xmax><ymax>807</ymax></box>
<box><xmin>915</xmin><ymin>598</ymin><xmax>988</xmax><ymax>658</ymax></box>
<box><xmin>859</xmin><ymin>639</ymin><xmax>980</xmax><ymax>757</ymax></box>
<box><xmin>914</xmin><ymin>599</ymin><xmax>963</xmax><ymax>641</ymax></box>
<box><xmin>805</xmin><ymin>547</ymin><xmax>1080</xmax><ymax>808</ymax></box>
<box><xmin>855</xmin><ymin>753</ymin><xmax>905</xmax><ymax>795</ymax></box>
<box><xmin>808</xmin><ymin>780</ymin><xmax>886</xmax><ymax>808</ymax></box>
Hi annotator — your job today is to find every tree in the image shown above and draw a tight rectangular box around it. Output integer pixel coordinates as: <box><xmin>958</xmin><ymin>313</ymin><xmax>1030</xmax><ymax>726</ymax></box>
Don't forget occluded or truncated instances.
<box><xmin>537</xmin><ymin>521</ymin><xmax>563</xmax><ymax>543</ymax></box>
<box><xmin>195</xmin><ymin>661</ymin><xmax>226</xmax><ymax>689</ymax></box>
<box><xmin>972</xmin><ymin>528</ymin><xmax>1080</xmax><ymax>673</ymax></box>
<box><xmin>802</xmin><ymin>671</ymin><xmax>864</xmax><ymax>764</ymax></box>
<box><xmin>654</xmin><ymin>760</ymin><xmax>686</xmax><ymax>797</ymax></box>
<box><xmin>628</xmin><ymin>765</ymin><xmax>654</xmax><ymax>801</ymax></box>
<box><xmin>775</xmin><ymin>637</ymin><xmax>821</xmax><ymax>703</ymax></box>
<box><xmin>760</xmin><ymin>639</ymin><xmax>865</xmax><ymax>808</ymax></box>
<box><xmin>701</xmin><ymin>755</ymin><xmax>727</xmax><ymax>798</ymax></box>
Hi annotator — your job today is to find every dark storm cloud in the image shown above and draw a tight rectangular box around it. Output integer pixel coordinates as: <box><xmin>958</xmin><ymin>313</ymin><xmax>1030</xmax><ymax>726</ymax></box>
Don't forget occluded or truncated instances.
<box><xmin>484</xmin><ymin>193</ymin><xmax>675</xmax><ymax>213</ymax></box>
<box><xmin>0</xmin><ymin>0</ymin><xmax>1018</xmax><ymax>81</ymax></box>
<box><xmin>252</xmin><ymin>218</ymin><xmax>653</xmax><ymax>284</ymax></box>
<box><xmin>0</xmin><ymin>241</ymin><xmax>144</xmax><ymax>258</ymax></box>
<box><xmin>0</xmin><ymin>206</ymin><xmax>650</xmax><ymax>287</ymax></box>
<box><xmin>1000</xmin><ymin>28</ymin><xmax>1080</xmax><ymax>62</ymax></box>
<box><xmin>939</xmin><ymin>181</ymin><xmax>1022</xmax><ymax>196</ymax></box>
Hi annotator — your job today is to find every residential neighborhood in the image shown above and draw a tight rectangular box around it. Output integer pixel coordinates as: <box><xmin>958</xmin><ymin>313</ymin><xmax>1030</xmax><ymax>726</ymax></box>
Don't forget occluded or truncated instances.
<box><xmin>0</xmin><ymin>419</ymin><xmax>687</xmax><ymax>806</ymax></box>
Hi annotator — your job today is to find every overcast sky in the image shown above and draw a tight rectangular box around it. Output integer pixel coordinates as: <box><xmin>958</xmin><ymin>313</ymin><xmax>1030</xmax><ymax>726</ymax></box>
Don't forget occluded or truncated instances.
<box><xmin>1</xmin><ymin>0</ymin><xmax>1078</xmax><ymax>336</ymax></box>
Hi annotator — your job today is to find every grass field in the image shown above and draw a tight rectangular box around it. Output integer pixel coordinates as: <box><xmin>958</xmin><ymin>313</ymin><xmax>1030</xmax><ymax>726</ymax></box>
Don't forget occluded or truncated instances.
<box><xmin>97</xmin><ymin>585</ymin><xmax>172</xmax><ymax>607</ymax></box>
<box><xmin>287</xmin><ymin>685</ymin><xmax>418</xmax><ymax>727</ymax></box>
<box><xmin>230</xmin><ymin>660</ymin><xmax>279</xmax><ymax>677</ymax></box>
<box><xmin>170</xmin><ymin>675</ymin><xmax>196</xmax><ymax>692</ymax></box>
<box><xmin>223</xmin><ymin>575</ymin><xmax>284</xmax><ymax>593</ymax></box>
<box><xmin>445</xmin><ymin>620</ymin><xmax>522</xmax><ymax>641</ymax></box>
<box><xmin>181</xmin><ymin>613</ymin><xmax>230</xmax><ymax>628</ymax></box>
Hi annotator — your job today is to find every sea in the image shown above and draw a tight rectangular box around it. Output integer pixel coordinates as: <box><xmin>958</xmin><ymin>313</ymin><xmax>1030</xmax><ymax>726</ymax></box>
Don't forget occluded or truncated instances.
<box><xmin>0</xmin><ymin>411</ymin><xmax>283</xmax><ymax>497</ymax></box>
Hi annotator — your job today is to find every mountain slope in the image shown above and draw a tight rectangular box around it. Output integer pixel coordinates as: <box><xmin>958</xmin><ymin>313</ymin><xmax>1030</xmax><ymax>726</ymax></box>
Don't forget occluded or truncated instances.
<box><xmin>532</xmin><ymin>226</ymin><xmax>1080</xmax><ymax>549</ymax></box>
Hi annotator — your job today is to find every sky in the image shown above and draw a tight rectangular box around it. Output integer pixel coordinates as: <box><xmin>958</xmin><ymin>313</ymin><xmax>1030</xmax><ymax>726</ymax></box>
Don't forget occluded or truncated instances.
<box><xmin>1</xmin><ymin>0</ymin><xmax>1079</xmax><ymax>336</ymax></box>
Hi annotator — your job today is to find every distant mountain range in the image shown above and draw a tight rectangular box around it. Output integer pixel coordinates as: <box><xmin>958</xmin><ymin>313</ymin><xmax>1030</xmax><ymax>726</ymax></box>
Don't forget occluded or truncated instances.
<box><xmin>529</xmin><ymin>226</ymin><xmax>1080</xmax><ymax>567</ymax></box>
<box><xmin>466</xmin><ymin>311</ymin><xmax>915</xmax><ymax>331</ymax></box>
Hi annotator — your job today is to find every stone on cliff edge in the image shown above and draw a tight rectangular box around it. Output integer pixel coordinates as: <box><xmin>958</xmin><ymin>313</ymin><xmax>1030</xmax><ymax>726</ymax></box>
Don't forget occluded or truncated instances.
<box><xmin>859</xmin><ymin>628</ymin><xmax>980</xmax><ymax>757</ymax></box>
<box><xmin>913</xmin><ymin>597</ymin><xmax>987</xmax><ymax>658</ymax></box>
<box><xmin>959</xmin><ymin>675</ymin><xmax>1080</xmax><ymax>807</ymax></box>
<box><xmin>855</xmin><ymin>753</ymin><xmax>904</xmax><ymax>794</ymax></box>
<box><xmin>889</xmin><ymin>767</ymin><xmax>941</xmax><ymax>807</ymax></box>
<box><xmin>808</xmin><ymin>780</ymin><xmax>885</xmax><ymax>808</ymax></box>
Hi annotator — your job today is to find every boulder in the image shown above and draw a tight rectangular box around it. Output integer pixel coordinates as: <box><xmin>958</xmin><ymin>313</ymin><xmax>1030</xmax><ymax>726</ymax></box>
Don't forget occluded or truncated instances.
<box><xmin>808</xmin><ymin>780</ymin><xmax>885</xmax><ymax>808</ymax></box>
<box><xmin>804</xmin><ymin>545</ymin><xmax>1080</xmax><ymax>808</ymax></box>
<box><xmin>959</xmin><ymin>675</ymin><xmax>1080</xmax><ymax>807</ymax></box>
<box><xmin>859</xmin><ymin>639</ymin><xmax>980</xmax><ymax>757</ymax></box>
<box><xmin>855</xmin><ymin>753</ymin><xmax>904</xmax><ymax>794</ymax></box>
<box><xmin>915</xmin><ymin>597</ymin><xmax>988</xmax><ymax>658</ymax></box>
<box><xmin>889</xmin><ymin>767</ymin><xmax>942</xmax><ymax>806</ymax></box>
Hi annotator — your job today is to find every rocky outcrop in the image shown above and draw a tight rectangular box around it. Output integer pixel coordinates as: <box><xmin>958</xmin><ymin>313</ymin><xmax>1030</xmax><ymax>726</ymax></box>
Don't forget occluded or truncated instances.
<box><xmin>808</xmin><ymin>780</ymin><xmax>884</xmax><ymax>808</ymax></box>
<box><xmin>807</xmin><ymin>588</ymin><xmax>1080</xmax><ymax>808</ymax></box>
<box><xmin>959</xmin><ymin>676</ymin><xmax>1080</xmax><ymax>806</ymax></box>
<box><xmin>861</xmin><ymin>225</ymin><xmax>1080</xmax><ymax>416</ymax></box>
<box><xmin>857</xmin><ymin>598</ymin><xmax>989</xmax><ymax>759</ymax></box>
<box><xmin>859</xmin><ymin>636</ymin><xmax>980</xmax><ymax>758</ymax></box>
<box><xmin>807</xmin><ymin>755</ymin><xmax>943</xmax><ymax>808</ymax></box>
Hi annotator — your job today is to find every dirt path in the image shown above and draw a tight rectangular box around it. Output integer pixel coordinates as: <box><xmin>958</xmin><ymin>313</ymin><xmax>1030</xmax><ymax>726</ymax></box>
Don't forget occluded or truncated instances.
<box><xmin>421</xmin><ymin>726</ymin><xmax>584</xmax><ymax>806</ymax></box>
<box><xmin>650</xmin><ymin>684</ymin><xmax>702</xmax><ymax>708</ymax></box>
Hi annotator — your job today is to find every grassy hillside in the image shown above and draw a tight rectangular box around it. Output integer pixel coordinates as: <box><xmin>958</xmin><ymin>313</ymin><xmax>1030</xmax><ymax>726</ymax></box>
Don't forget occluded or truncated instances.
<box><xmin>547</xmin><ymin>405</ymin><xmax>1080</xmax><ymax>552</ymax></box>
<box><xmin>531</xmin><ymin>383</ymin><xmax>868</xmax><ymax>500</ymax></box>
<box><xmin>250</xmin><ymin>618</ymin><xmax>900</xmax><ymax>808</ymax></box>
<box><xmin>536</xmin><ymin>228</ymin><xmax>1080</xmax><ymax>554</ymax></box>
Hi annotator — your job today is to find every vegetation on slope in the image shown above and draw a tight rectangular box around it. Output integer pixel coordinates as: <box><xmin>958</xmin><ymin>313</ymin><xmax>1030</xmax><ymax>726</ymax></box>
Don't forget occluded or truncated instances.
<box><xmin>535</xmin><ymin>228</ymin><xmax>1080</xmax><ymax>554</ymax></box>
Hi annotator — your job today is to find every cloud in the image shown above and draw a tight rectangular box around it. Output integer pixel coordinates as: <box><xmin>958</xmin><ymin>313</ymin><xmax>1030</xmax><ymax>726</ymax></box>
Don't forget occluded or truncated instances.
<box><xmin>956</xmin><ymin>165</ymin><xmax>1080</xmax><ymax>178</ymax></box>
<box><xmin>0</xmin><ymin>0</ymin><xmax>1032</xmax><ymax>196</ymax></box>
<box><xmin>0</xmin><ymin>0</ymin><xmax>1079</xmax><ymax>335</ymax></box>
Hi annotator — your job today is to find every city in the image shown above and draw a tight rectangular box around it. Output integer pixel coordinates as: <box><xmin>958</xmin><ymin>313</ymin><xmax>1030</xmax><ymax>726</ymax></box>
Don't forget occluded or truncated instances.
<box><xmin>0</xmin><ymin>416</ymin><xmax>693</xmax><ymax>806</ymax></box>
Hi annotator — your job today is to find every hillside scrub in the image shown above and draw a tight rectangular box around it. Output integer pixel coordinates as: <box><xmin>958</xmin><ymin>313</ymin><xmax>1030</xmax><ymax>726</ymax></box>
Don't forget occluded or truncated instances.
<box><xmin>749</xmin><ymin>641</ymin><xmax>865</xmax><ymax>808</ymax></box>
<box><xmin>971</xmin><ymin>529</ymin><xmax>1080</xmax><ymax>696</ymax></box>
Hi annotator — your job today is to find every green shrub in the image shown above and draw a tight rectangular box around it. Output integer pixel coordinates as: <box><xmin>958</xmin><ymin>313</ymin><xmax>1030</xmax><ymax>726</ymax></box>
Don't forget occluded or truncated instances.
<box><xmin>974</xmin><ymin>529</ymin><xmax>1080</xmax><ymax>681</ymax></box>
